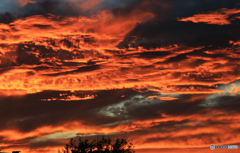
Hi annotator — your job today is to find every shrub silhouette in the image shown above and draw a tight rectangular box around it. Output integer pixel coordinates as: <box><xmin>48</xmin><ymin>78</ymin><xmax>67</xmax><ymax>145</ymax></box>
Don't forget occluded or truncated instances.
<box><xmin>58</xmin><ymin>136</ymin><xmax>135</xmax><ymax>153</ymax></box>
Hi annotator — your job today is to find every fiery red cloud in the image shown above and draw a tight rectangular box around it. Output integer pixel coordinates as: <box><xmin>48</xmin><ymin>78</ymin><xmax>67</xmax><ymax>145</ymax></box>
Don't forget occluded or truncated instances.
<box><xmin>0</xmin><ymin>0</ymin><xmax>240</xmax><ymax>153</ymax></box>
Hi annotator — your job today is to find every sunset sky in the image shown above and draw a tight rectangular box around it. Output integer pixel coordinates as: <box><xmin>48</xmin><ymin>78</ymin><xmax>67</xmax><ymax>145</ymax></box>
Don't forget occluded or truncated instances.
<box><xmin>0</xmin><ymin>0</ymin><xmax>240</xmax><ymax>153</ymax></box>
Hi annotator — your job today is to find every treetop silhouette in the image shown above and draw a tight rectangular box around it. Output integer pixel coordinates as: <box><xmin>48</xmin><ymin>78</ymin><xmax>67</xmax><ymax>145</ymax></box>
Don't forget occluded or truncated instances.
<box><xmin>58</xmin><ymin>136</ymin><xmax>135</xmax><ymax>153</ymax></box>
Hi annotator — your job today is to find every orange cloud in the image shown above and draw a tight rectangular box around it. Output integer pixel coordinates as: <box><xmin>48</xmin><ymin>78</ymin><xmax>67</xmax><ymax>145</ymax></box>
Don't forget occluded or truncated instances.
<box><xmin>227</xmin><ymin>83</ymin><xmax>240</xmax><ymax>95</ymax></box>
<box><xmin>128</xmin><ymin>113</ymin><xmax>240</xmax><ymax>150</ymax></box>
<box><xmin>1</xmin><ymin>45</ymin><xmax>238</xmax><ymax>96</ymax></box>
<box><xmin>177</xmin><ymin>8</ymin><xmax>240</xmax><ymax>25</ymax></box>
<box><xmin>41</xmin><ymin>94</ymin><xmax>97</xmax><ymax>101</ymax></box>
<box><xmin>230</xmin><ymin>40</ymin><xmax>240</xmax><ymax>46</ymax></box>
<box><xmin>1</xmin><ymin>7</ymin><xmax>239</xmax><ymax>97</ymax></box>
<box><xmin>0</xmin><ymin>89</ymin><xmax>27</xmax><ymax>97</ymax></box>
<box><xmin>1</xmin><ymin>146</ymin><xmax>61</xmax><ymax>153</ymax></box>
<box><xmin>0</xmin><ymin>9</ymin><xmax>154</xmax><ymax>44</ymax></box>
<box><xmin>146</xmin><ymin>95</ymin><xmax>179</xmax><ymax>101</ymax></box>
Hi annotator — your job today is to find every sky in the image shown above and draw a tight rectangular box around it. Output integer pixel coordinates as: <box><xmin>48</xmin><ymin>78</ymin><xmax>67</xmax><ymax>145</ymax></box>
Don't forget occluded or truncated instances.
<box><xmin>0</xmin><ymin>0</ymin><xmax>240</xmax><ymax>153</ymax></box>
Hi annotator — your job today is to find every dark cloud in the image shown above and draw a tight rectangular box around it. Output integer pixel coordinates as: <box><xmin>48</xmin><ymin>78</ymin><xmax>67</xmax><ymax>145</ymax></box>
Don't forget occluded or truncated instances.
<box><xmin>0</xmin><ymin>89</ymin><xmax>139</xmax><ymax>132</ymax></box>
<box><xmin>29</xmin><ymin>140</ymin><xmax>63</xmax><ymax>148</ymax></box>
<box><xmin>118</xmin><ymin>20</ymin><xmax>240</xmax><ymax>49</ymax></box>
<box><xmin>32</xmin><ymin>24</ymin><xmax>55</xmax><ymax>29</ymax></box>
<box><xmin>131</xmin><ymin>51</ymin><xmax>171</xmax><ymax>59</ymax></box>
<box><xmin>211</xmin><ymin>95</ymin><xmax>240</xmax><ymax>112</ymax></box>
<box><xmin>126</xmin><ymin>94</ymin><xmax>206</xmax><ymax>120</ymax></box>
<box><xmin>118</xmin><ymin>0</ymin><xmax>240</xmax><ymax>49</ymax></box>
<box><xmin>43</xmin><ymin>65</ymin><xmax>101</xmax><ymax>76</ymax></box>
<box><xmin>144</xmin><ymin>133</ymin><xmax>217</xmax><ymax>144</ymax></box>
<box><xmin>163</xmin><ymin>53</ymin><xmax>188</xmax><ymax>63</ymax></box>
<box><xmin>32</xmin><ymin>66</ymin><xmax>51</xmax><ymax>71</ymax></box>
<box><xmin>0</xmin><ymin>12</ymin><xmax>16</xmax><ymax>24</ymax></box>
<box><xmin>16</xmin><ymin>45</ymin><xmax>41</xmax><ymax>65</ymax></box>
<box><xmin>59</xmin><ymin>39</ymin><xmax>73</xmax><ymax>48</ymax></box>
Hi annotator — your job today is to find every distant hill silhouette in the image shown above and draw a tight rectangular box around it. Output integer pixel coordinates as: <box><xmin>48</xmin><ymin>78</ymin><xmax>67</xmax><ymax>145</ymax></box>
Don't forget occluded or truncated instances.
<box><xmin>58</xmin><ymin>136</ymin><xmax>135</xmax><ymax>153</ymax></box>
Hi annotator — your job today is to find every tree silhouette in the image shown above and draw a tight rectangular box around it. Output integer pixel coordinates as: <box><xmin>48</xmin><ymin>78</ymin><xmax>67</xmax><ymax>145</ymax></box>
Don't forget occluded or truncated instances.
<box><xmin>58</xmin><ymin>136</ymin><xmax>135</xmax><ymax>153</ymax></box>
<box><xmin>65</xmin><ymin>144</ymin><xmax>69</xmax><ymax>153</ymax></box>
<box><xmin>89</xmin><ymin>139</ymin><xmax>96</xmax><ymax>153</ymax></box>
<box><xmin>112</xmin><ymin>137</ymin><xmax>128</xmax><ymax>153</ymax></box>
<box><xmin>77</xmin><ymin>138</ymin><xmax>90</xmax><ymax>153</ymax></box>
<box><xmin>70</xmin><ymin>138</ymin><xmax>76</xmax><ymax>153</ymax></box>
